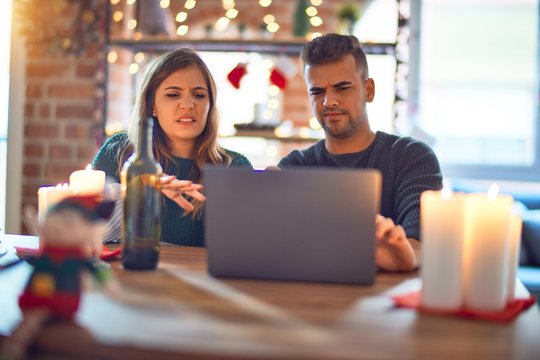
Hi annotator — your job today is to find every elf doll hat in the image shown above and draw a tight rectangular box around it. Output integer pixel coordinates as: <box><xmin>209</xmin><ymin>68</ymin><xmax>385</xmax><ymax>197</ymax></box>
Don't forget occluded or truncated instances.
<box><xmin>48</xmin><ymin>195</ymin><xmax>115</xmax><ymax>222</ymax></box>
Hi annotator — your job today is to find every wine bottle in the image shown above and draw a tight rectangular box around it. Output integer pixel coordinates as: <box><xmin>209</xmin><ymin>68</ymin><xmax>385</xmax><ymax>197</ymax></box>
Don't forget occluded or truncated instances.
<box><xmin>121</xmin><ymin>117</ymin><xmax>162</xmax><ymax>270</ymax></box>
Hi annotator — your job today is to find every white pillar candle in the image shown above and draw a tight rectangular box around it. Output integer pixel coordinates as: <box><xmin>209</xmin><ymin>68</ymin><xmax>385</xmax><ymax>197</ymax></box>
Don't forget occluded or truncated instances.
<box><xmin>37</xmin><ymin>183</ymin><xmax>73</xmax><ymax>224</ymax></box>
<box><xmin>464</xmin><ymin>185</ymin><xmax>514</xmax><ymax>311</ymax></box>
<box><xmin>420</xmin><ymin>187</ymin><xmax>466</xmax><ymax>310</ymax></box>
<box><xmin>69</xmin><ymin>164</ymin><xmax>106</xmax><ymax>195</ymax></box>
<box><xmin>507</xmin><ymin>214</ymin><xmax>523</xmax><ymax>302</ymax></box>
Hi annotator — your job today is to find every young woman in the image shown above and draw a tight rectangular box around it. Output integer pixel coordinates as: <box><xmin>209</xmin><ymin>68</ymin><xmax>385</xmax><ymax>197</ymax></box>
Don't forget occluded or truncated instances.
<box><xmin>93</xmin><ymin>48</ymin><xmax>252</xmax><ymax>246</ymax></box>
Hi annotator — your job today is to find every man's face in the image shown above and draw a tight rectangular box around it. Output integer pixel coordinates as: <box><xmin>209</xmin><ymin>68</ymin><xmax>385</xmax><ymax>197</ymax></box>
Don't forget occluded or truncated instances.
<box><xmin>305</xmin><ymin>54</ymin><xmax>374</xmax><ymax>139</ymax></box>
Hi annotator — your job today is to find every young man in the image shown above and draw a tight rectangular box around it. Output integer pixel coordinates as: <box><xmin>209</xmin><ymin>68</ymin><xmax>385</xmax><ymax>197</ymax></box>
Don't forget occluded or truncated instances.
<box><xmin>278</xmin><ymin>33</ymin><xmax>443</xmax><ymax>272</ymax></box>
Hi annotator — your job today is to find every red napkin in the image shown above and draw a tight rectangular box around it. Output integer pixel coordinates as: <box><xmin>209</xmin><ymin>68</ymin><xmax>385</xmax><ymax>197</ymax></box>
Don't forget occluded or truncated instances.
<box><xmin>15</xmin><ymin>245</ymin><xmax>121</xmax><ymax>261</ymax></box>
<box><xmin>392</xmin><ymin>291</ymin><xmax>536</xmax><ymax>323</ymax></box>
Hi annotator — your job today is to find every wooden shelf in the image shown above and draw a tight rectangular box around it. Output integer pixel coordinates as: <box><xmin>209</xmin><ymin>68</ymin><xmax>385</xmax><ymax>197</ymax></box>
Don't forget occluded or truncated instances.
<box><xmin>108</xmin><ymin>38</ymin><xmax>395</xmax><ymax>56</ymax></box>
<box><xmin>224</xmin><ymin>129</ymin><xmax>323</xmax><ymax>142</ymax></box>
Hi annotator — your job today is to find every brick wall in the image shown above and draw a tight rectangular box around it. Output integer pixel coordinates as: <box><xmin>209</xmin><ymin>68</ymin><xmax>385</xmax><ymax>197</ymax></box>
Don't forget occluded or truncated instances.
<box><xmin>20</xmin><ymin>2</ymin><xmax>106</xmax><ymax>233</ymax></box>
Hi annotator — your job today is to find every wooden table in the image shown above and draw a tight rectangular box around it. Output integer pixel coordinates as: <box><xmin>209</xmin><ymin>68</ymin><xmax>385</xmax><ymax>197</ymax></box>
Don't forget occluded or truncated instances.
<box><xmin>1</xmin><ymin>234</ymin><xmax>539</xmax><ymax>359</ymax></box>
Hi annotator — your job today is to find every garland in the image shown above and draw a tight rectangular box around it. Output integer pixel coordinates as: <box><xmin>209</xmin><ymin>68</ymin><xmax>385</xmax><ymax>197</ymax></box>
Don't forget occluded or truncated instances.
<box><xmin>15</xmin><ymin>0</ymin><xmax>104</xmax><ymax>56</ymax></box>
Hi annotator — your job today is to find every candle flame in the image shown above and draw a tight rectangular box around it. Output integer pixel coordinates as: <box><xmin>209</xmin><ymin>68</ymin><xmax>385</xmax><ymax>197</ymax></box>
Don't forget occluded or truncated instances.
<box><xmin>487</xmin><ymin>183</ymin><xmax>499</xmax><ymax>201</ymax></box>
<box><xmin>441</xmin><ymin>179</ymin><xmax>452</xmax><ymax>199</ymax></box>
<box><xmin>85</xmin><ymin>164</ymin><xmax>92</xmax><ymax>171</ymax></box>
<box><xmin>441</xmin><ymin>186</ymin><xmax>452</xmax><ymax>200</ymax></box>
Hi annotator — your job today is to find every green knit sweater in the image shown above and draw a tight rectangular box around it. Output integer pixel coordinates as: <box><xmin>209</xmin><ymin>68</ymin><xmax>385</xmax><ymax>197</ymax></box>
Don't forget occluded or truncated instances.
<box><xmin>92</xmin><ymin>133</ymin><xmax>252</xmax><ymax>247</ymax></box>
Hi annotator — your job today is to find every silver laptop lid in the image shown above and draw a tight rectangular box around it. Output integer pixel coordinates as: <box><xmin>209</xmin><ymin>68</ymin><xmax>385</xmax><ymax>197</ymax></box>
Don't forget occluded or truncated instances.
<box><xmin>205</xmin><ymin>166</ymin><xmax>381</xmax><ymax>284</ymax></box>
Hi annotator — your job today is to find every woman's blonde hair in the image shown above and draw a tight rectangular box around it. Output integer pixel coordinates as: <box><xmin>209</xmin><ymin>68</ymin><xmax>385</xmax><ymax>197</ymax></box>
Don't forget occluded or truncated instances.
<box><xmin>119</xmin><ymin>48</ymin><xmax>231</xmax><ymax>217</ymax></box>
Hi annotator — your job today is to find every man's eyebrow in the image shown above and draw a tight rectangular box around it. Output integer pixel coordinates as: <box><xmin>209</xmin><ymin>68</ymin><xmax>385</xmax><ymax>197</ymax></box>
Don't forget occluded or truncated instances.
<box><xmin>308</xmin><ymin>86</ymin><xmax>324</xmax><ymax>92</ymax></box>
<box><xmin>332</xmin><ymin>81</ymin><xmax>352</xmax><ymax>88</ymax></box>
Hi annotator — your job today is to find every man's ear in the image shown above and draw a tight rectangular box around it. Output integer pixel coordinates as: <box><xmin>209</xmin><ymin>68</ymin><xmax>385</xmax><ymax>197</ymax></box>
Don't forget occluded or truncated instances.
<box><xmin>365</xmin><ymin>78</ymin><xmax>375</xmax><ymax>103</ymax></box>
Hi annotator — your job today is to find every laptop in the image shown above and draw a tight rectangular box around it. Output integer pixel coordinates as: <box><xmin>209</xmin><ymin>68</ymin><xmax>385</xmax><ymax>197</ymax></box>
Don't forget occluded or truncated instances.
<box><xmin>204</xmin><ymin>166</ymin><xmax>381</xmax><ymax>284</ymax></box>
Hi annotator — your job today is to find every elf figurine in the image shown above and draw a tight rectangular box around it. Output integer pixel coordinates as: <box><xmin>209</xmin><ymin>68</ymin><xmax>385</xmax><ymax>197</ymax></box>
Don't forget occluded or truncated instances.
<box><xmin>1</xmin><ymin>195</ymin><xmax>114</xmax><ymax>360</ymax></box>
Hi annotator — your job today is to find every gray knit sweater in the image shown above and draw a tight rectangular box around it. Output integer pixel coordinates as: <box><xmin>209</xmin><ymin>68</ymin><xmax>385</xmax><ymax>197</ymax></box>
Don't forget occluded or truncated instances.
<box><xmin>278</xmin><ymin>131</ymin><xmax>443</xmax><ymax>240</ymax></box>
<box><xmin>92</xmin><ymin>133</ymin><xmax>253</xmax><ymax>247</ymax></box>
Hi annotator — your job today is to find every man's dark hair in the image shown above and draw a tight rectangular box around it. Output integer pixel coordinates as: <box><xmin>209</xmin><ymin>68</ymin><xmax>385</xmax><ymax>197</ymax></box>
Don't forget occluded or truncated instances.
<box><xmin>301</xmin><ymin>33</ymin><xmax>369</xmax><ymax>78</ymax></box>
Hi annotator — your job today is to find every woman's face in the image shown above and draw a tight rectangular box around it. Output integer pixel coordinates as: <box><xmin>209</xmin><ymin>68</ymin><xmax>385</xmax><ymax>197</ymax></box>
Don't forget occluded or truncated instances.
<box><xmin>153</xmin><ymin>66</ymin><xmax>210</xmax><ymax>155</ymax></box>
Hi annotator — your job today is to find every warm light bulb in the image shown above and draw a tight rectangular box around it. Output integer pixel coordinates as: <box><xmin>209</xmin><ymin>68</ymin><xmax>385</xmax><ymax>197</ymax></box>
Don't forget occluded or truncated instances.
<box><xmin>263</xmin><ymin>14</ymin><xmax>275</xmax><ymax>24</ymax></box>
<box><xmin>176</xmin><ymin>25</ymin><xmax>189</xmax><ymax>36</ymax></box>
<box><xmin>225</xmin><ymin>8</ymin><xmax>238</xmax><ymax>19</ymax></box>
<box><xmin>160</xmin><ymin>0</ymin><xmax>170</xmax><ymax>9</ymax></box>
<box><xmin>309</xmin><ymin>117</ymin><xmax>321</xmax><ymax>130</ymax></box>
<box><xmin>268</xmin><ymin>98</ymin><xmax>279</xmax><ymax>109</ymax></box>
<box><xmin>269</xmin><ymin>85</ymin><xmax>280</xmax><ymax>96</ymax></box>
<box><xmin>134</xmin><ymin>52</ymin><xmax>145</xmax><ymax>63</ymax></box>
<box><xmin>310</xmin><ymin>0</ymin><xmax>322</xmax><ymax>6</ymax></box>
<box><xmin>306</xmin><ymin>6</ymin><xmax>318</xmax><ymax>16</ymax></box>
<box><xmin>309</xmin><ymin>16</ymin><xmax>323</xmax><ymax>27</ymax></box>
<box><xmin>185</xmin><ymin>0</ymin><xmax>197</xmax><ymax>10</ymax></box>
<box><xmin>266</xmin><ymin>22</ymin><xmax>279</xmax><ymax>33</ymax></box>
<box><xmin>259</xmin><ymin>0</ymin><xmax>272</xmax><ymax>7</ymax></box>
<box><xmin>215</xmin><ymin>17</ymin><xmax>230</xmax><ymax>31</ymax></box>
<box><xmin>112</xmin><ymin>11</ymin><xmax>124</xmax><ymax>22</ymax></box>
<box><xmin>107</xmin><ymin>50</ymin><xmax>118</xmax><ymax>64</ymax></box>
<box><xmin>127</xmin><ymin>19</ymin><xmax>137</xmax><ymax>30</ymax></box>
<box><xmin>129</xmin><ymin>63</ymin><xmax>139</xmax><ymax>74</ymax></box>
<box><xmin>176</xmin><ymin>12</ymin><xmax>188</xmax><ymax>22</ymax></box>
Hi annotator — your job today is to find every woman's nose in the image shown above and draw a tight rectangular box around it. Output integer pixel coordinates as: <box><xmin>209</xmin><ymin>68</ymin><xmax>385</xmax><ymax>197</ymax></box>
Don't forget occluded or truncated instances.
<box><xmin>179</xmin><ymin>96</ymin><xmax>195</xmax><ymax>110</ymax></box>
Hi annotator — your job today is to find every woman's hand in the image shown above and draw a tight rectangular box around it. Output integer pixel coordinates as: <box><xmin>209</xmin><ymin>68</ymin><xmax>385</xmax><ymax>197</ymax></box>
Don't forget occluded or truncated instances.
<box><xmin>159</xmin><ymin>175</ymin><xmax>206</xmax><ymax>211</ymax></box>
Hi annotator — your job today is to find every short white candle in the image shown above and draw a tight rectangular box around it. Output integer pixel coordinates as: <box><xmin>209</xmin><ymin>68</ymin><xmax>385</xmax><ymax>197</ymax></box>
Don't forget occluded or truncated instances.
<box><xmin>507</xmin><ymin>214</ymin><xmax>523</xmax><ymax>302</ymax></box>
<box><xmin>464</xmin><ymin>184</ymin><xmax>514</xmax><ymax>311</ymax></box>
<box><xmin>37</xmin><ymin>183</ymin><xmax>73</xmax><ymax>224</ymax></box>
<box><xmin>69</xmin><ymin>164</ymin><xmax>106</xmax><ymax>195</ymax></box>
<box><xmin>420</xmin><ymin>187</ymin><xmax>466</xmax><ymax>311</ymax></box>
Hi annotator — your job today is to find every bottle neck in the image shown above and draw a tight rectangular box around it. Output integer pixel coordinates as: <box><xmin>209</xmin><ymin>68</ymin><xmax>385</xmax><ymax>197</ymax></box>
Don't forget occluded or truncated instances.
<box><xmin>136</xmin><ymin>118</ymin><xmax>154</xmax><ymax>159</ymax></box>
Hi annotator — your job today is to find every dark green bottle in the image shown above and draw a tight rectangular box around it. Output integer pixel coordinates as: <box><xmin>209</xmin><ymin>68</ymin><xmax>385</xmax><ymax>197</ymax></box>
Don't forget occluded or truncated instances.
<box><xmin>121</xmin><ymin>117</ymin><xmax>162</xmax><ymax>270</ymax></box>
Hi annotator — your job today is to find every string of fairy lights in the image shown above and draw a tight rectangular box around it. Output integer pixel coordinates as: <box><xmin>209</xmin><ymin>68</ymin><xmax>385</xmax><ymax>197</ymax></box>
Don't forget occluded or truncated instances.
<box><xmin>108</xmin><ymin>0</ymin><xmax>325</xmax><ymax>43</ymax></box>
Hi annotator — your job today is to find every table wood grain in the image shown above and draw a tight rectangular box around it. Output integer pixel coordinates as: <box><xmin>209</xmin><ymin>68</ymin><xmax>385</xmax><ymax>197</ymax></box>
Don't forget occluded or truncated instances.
<box><xmin>1</xmin><ymin>236</ymin><xmax>539</xmax><ymax>359</ymax></box>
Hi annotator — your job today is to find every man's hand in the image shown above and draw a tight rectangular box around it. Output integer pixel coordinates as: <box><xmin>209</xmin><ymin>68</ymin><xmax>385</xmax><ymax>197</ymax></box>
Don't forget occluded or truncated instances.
<box><xmin>159</xmin><ymin>175</ymin><xmax>206</xmax><ymax>212</ymax></box>
<box><xmin>374</xmin><ymin>214</ymin><xmax>420</xmax><ymax>272</ymax></box>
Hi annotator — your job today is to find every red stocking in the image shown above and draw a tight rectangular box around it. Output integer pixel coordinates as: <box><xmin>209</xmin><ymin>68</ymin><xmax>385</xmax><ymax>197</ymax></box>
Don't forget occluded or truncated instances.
<box><xmin>227</xmin><ymin>63</ymin><xmax>247</xmax><ymax>89</ymax></box>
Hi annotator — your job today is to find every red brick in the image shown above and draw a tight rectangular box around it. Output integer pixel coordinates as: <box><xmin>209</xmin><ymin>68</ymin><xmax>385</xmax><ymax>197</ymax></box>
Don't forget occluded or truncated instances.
<box><xmin>25</xmin><ymin>124</ymin><xmax>60</xmax><ymax>138</ymax></box>
<box><xmin>39</xmin><ymin>104</ymin><xmax>50</xmax><ymax>119</ymax></box>
<box><xmin>44</xmin><ymin>163</ymin><xmax>77</xmax><ymax>180</ymax></box>
<box><xmin>23</xmin><ymin>184</ymin><xmax>41</xmax><ymax>200</ymax></box>
<box><xmin>23</xmin><ymin>163</ymin><xmax>41</xmax><ymax>177</ymax></box>
<box><xmin>49</xmin><ymin>144</ymin><xmax>74</xmax><ymax>159</ymax></box>
<box><xmin>65</xmin><ymin>124</ymin><xmax>91</xmax><ymax>138</ymax></box>
<box><xmin>26</xmin><ymin>63</ymin><xmax>72</xmax><ymax>78</ymax></box>
<box><xmin>25</xmin><ymin>103</ymin><xmax>34</xmax><ymax>118</ymax></box>
<box><xmin>76</xmin><ymin>145</ymin><xmax>99</xmax><ymax>163</ymax></box>
<box><xmin>25</xmin><ymin>144</ymin><xmax>45</xmax><ymax>157</ymax></box>
<box><xmin>56</xmin><ymin>104</ymin><xmax>94</xmax><ymax>119</ymax></box>
<box><xmin>49</xmin><ymin>83</ymin><xmax>96</xmax><ymax>99</ymax></box>
<box><xmin>76</xmin><ymin>63</ymin><xmax>97</xmax><ymax>78</ymax></box>
<box><xmin>26</xmin><ymin>83</ymin><xmax>43</xmax><ymax>98</ymax></box>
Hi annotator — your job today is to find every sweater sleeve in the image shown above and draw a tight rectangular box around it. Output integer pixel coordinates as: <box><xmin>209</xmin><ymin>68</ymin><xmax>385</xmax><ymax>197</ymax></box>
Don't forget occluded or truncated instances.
<box><xmin>393</xmin><ymin>140</ymin><xmax>443</xmax><ymax>241</ymax></box>
<box><xmin>92</xmin><ymin>133</ymin><xmax>130</xmax><ymax>182</ymax></box>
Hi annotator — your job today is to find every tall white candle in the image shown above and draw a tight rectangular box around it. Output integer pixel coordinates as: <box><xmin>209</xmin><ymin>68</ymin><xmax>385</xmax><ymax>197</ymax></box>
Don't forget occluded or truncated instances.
<box><xmin>37</xmin><ymin>183</ymin><xmax>73</xmax><ymax>224</ymax></box>
<box><xmin>507</xmin><ymin>214</ymin><xmax>523</xmax><ymax>302</ymax></box>
<box><xmin>464</xmin><ymin>185</ymin><xmax>514</xmax><ymax>311</ymax></box>
<box><xmin>420</xmin><ymin>187</ymin><xmax>466</xmax><ymax>310</ymax></box>
<box><xmin>69</xmin><ymin>164</ymin><xmax>106</xmax><ymax>195</ymax></box>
